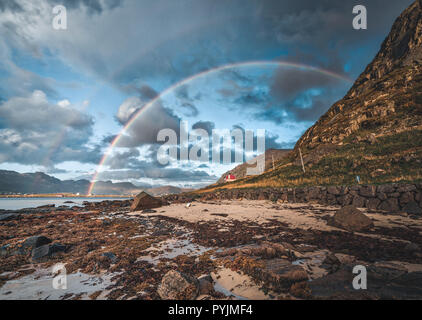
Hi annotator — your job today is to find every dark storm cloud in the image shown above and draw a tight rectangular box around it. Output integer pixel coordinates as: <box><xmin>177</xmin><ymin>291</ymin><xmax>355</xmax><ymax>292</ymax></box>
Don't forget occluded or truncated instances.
<box><xmin>115</xmin><ymin>97</ymin><xmax>181</xmax><ymax>147</ymax></box>
<box><xmin>48</xmin><ymin>0</ymin><xmax>124</xmax><ymax>14</ymax></box>
<box><xmin>192</xmin><ymin>121</ymin><xmax>215</xmax><ymax>135</ymax></box>
<box><xmin>2</xmin><ymin>0</ymin><xmax>414</xmax><ymax>99</ymax></box>
<box><xmin>180</xmin><ymin>102</ymin><xmax>199</xmax><ymax>117</ymax></box>
<box><xmin>234</xmin><ymin>91</ymin><xmax>269</xmax><ymax>106</ymax></box>
<box><xmin>138</xmin><ymin>85</ymin><xmax>159</xmax><ymax>100</ymax></box>
<box><xmin>0</xmin><ymin>0</ymin><xmax>22</xmax><ymax>12</ymax></box>
<box><xmin>230</xmin><ymin>125</ymin><xmax>288</xmax><ymax>150</ymax></box>
<box><xmin>174</xmin><ymin>85</ymin><xmax>200</xmax><ymax>117</ymax></box>
<box><xmin>106</xmin><ymin>149</ymin><xmax>141</xmax><ymax>170</ymax></box>
<box><xmin>270</xmin><ymin>68</ymin><xmax>340</xmax><ymax>101</ymax></box>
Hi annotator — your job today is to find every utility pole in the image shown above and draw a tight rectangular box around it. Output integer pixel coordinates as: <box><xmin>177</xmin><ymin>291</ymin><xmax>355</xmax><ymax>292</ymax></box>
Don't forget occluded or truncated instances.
<box><xmin>272</xmin><ymin>155</ymin><xmax>275</xmax><ymax>171</ymax></box>
<box><xmin>299</xmin><ymin>148</ymin><xmax>306</xmax><ymax>174</ymax></box>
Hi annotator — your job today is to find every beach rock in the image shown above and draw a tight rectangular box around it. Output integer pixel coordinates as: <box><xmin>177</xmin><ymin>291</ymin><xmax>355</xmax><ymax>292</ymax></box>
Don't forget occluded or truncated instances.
<box><xmin>31</xmin><ymin>243</ymin><xmax>67</xmax><ymax>262</ymax></box>
<box><xmin>198</xmin><ymin>275</ymin><xmax>214</xmax><ymax>295</ymax></box>
<box><xmin>253</xmin><ymin>259</ymin><xmax>308</xmax><ymax>291</ymax></box>
<box><xmin>142</xmin><ymin>209</ymin><xmax>157</xmax><ymax>213</ymax></box>
<box><xmin>0</xmin><ymin>244</ymin><xmax>10</xmax><ymax>257</ymax></box>
<box><xmin>402</xmin><ymin>201</ymin><xmax>422</xmax><ymax>215</ymax></box>
<box><xmin>0</xmin><ymin>213</ymin><xmax>20</xmax><ymax>221</ymax></box>
<box><xmin>309</xmin><ymin>264</ymin><xmax>422</xmax><ymax>299</ymax></box>
<box><xmin>328</xmin><ymin>205</ymin><xmax>374</xmax><ymax>232</ymax></box>
<box><xmin>322</xmin><ymin>253</ymin><xmax>342</xmax><ymax>273</ymax></box>
<box><xmin>37</xmin><ymin>204</ymin><xmax>55</xmax><ymax>209</ymax></box>
<box><xmin>157</xmin><ymin>270</ymin><xmax>199</xmax><ymax>300</ymax></box>
<box><xmin>130</xmin><ymin>192</ymin><xmax>162</xmax><ymax>212</ymax></box>
<box><xmin>23</xmin><ymin>236</ymin><xmax>52</xmax><ymax>250</ymax></box>
<box><xmin>101</xmin><ymin>252</ymin><xmax>118</xmax><ymax>263</ymax></box>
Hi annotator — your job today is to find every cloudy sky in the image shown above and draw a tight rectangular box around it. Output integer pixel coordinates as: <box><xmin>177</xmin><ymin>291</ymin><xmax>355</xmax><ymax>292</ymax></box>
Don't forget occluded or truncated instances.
<box><xmin>0</xmin><ymin>0</ymin><xmax>414</xmax><ymax>190</ymax></box>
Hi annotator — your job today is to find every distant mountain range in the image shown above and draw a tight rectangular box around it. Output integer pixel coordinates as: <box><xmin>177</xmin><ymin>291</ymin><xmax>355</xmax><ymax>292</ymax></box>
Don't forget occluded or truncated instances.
<box><xmin>0</xmin><ymin>170</ymin><xmax>191</xmax><ymax>196</ymax></box>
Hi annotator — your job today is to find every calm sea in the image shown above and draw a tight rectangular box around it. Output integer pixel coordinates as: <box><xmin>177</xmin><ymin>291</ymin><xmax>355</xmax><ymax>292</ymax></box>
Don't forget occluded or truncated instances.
<box><xmin>0</xmin><ymin>197</ymin><xmax>130</xmax><ymax>211</ymax></box>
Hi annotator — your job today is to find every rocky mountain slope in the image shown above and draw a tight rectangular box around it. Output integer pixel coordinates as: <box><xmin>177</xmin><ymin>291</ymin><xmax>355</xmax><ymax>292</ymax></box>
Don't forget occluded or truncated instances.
<box><xmin>217</xmin><ymin>149</ymin><xmax>291</xmax><ymax>184</ymax></box>
<box><xmin>208</xmin><ymin>0</ymin><xmax>422</xmax><ymax>190</ymax></box>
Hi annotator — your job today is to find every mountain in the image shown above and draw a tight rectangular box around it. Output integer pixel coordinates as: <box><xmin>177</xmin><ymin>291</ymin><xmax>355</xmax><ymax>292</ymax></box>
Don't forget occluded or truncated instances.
<box><xmin>0</xmin><ymin>170</ymin><xmax>142</xmax><ymax>195</ymax></box>
<box><xmin>0</xmin><ymin>170</ymin><xmax>193</xmax><ymax>196</ymax></box>
<box><xmin>217</xmin><ymin>149</ymin><xmax>291</xmax><ymax>184</ymax></box>
<box><xmin>146</xmin><ymin>186</ymin><xmax>194</xmax><ymax>196</ymax></box>
<box><xmin>207</xmin><ymin>1</ymin><xmax>422</xmax><ymax>190</ymax></box>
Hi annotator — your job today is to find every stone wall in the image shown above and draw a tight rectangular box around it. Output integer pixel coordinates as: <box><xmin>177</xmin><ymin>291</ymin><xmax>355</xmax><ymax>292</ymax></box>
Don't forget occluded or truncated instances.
<box><xmin>165</xmin><ymin>183</ymin><xmax>422</xmax><ymax>214</ymax></box>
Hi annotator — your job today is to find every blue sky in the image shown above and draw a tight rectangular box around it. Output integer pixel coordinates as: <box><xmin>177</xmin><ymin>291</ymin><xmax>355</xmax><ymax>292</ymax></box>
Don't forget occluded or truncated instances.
<box><xmin>0</xmin><ymin>0</ymin><xmax>414</xmax><ymax>189</ymax></box>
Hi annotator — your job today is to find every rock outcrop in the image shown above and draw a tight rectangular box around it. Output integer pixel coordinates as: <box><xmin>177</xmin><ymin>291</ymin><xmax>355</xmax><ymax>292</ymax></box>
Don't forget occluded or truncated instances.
<box><xmin>296</xmin><ymin>0</ymin><xmax>422</xmax><ymax>152</ymax></box>
<box><xmin>328</xmin><ymin>206</ymin><xmax>374</xmax><ymax>232</ymax></box>
<box><xmin>157</xmin><ymin>270</ymin><xmax>199</xmax><ymax>300</ymax></box>
<box><xmin>130</xmin><ymin>192</ymin><xmax>163</xmax><ymax>212</ymax></box>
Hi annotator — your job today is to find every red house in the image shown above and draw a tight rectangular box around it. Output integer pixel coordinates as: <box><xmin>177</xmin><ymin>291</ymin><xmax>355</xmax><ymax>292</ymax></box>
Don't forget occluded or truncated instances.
<box><xmin>224</xmin><ymin>174</ymin><xmax>236</xmax><ymax>182</ymax></box>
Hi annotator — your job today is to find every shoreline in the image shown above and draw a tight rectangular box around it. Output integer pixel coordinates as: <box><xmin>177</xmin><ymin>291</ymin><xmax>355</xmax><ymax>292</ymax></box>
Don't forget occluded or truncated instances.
<box><xmin>0</xmin><ymin>194</ymin><xmax>132</xmax><ymax>199</ymax></box>
<box><xmin>1</xmin><ymin>198</ymin><xmax>422</xmax><ymax>300</ymax></box>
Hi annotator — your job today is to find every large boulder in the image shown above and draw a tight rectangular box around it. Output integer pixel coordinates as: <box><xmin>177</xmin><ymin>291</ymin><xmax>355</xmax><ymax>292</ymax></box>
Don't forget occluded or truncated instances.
<box><xmin>329</xmin><ymin>205</ymin><xmax>374</xmax><ymax>232</ymax></box>
<box><xmin>32</xmin><ymin>243</ymin><xmax>67</xmax><ymax>262</ymax></box>
<box><xmin>130</xmin><ymin>192</ymin><xmax>163</xmax><ymax>212</ymax></box>
<box><xmin>23</xmin><ymin>236</ymin><xmax>52</xmax><ymax>250</ymax></box>
<box><xmin>157</xmin><ymin>270</ymin><xmax>199</xmax><ymax>300</ymax></box>
<box><xmin>198</xmin><ymin>275</ymin><xmax>214</xmax><ymax>295</ymax></box>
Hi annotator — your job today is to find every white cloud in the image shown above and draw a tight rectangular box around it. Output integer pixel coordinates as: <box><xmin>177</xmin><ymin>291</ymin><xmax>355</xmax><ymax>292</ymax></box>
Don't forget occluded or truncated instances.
<box><xmin>0</xmin><ymin>90</ymin><xmax>101</xmax><ymax>166</ymax></box>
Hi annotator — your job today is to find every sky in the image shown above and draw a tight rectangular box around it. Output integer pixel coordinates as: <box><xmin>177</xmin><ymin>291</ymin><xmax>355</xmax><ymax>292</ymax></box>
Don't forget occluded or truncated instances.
<box><xmin>0</xmin><ymin>0</ymin><xmax>414</xmax><ymax>190</ymax></box>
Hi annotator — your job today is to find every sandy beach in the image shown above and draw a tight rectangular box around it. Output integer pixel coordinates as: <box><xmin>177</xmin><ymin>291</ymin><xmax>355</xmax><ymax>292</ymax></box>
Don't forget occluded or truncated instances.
<box><xmin>1</xmin><ymin>198</ymin><xmax>422</xmax><ymax>300</ymax></box>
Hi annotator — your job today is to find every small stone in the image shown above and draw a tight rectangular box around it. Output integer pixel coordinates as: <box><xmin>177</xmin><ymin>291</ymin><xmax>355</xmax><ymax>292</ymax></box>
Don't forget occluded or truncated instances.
<box><xmin>102</xmin><ymin>252</ymin><xmax>118</xmax><ymax>263</ymax></box>
<box><xmin>157</xmin><ymin>270</ymin><xmax>199</xmax><ymax>300</ymax></box>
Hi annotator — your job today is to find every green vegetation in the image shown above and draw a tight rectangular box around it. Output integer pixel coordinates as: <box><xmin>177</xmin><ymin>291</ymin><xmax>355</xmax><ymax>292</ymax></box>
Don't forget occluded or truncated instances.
<box><xmin>200</xmin><ymin>129</ymin><xmax>422</xmax><ymax>192</ymax></box>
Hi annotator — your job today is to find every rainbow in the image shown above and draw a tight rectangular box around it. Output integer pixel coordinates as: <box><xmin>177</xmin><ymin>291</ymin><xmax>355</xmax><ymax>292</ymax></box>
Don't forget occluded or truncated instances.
<box><xmin>87</xmin><ymin>60</ymin><xmax>352</xmax><ymax>195</ymax></box>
